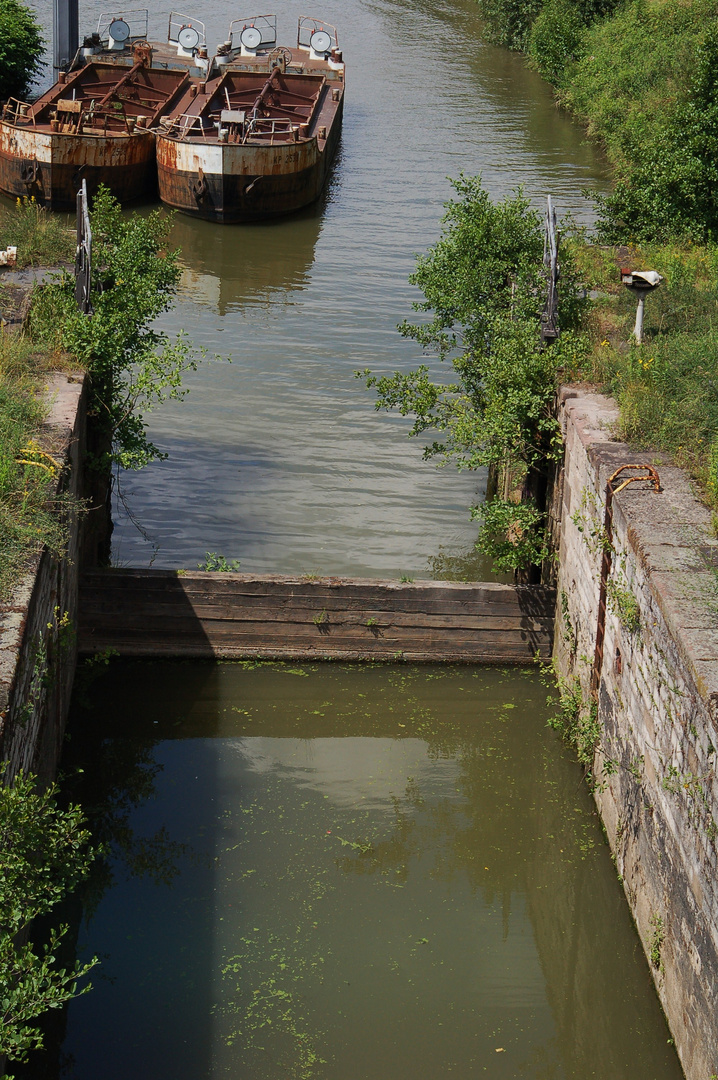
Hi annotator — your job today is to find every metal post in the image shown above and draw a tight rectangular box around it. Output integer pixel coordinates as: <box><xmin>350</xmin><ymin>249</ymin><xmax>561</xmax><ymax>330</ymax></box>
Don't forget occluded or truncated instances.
<box><xmin>541</xmin><ymin>194</ymin><xmax>560</xmax><ymax>343</ymax></box>
<box><xmin>53</xmin><ymin>0</ymin><xmax>79</xmax><ymax>76</ymax></box>
<box><xmin>633</xmin><ymin>292</ymin><xmax>646</xmax><ymax>343</ymax></box>
<box><xmin>75</xmin><ymin>180</ymin><xmax>93</xmax><ymax>315</ymax></box>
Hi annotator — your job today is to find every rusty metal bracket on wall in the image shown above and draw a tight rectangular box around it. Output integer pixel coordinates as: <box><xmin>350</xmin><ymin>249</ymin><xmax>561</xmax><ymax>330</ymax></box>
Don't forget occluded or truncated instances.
<box><xmin>590</xmin><ymin>464</ymin><xmax>661</xmax><ymax>700</ymax></box>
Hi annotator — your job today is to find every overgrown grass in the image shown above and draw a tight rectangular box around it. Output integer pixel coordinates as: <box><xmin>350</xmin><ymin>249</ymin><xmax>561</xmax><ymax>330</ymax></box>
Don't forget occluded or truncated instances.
<box><xmin>0</xmin><ymin>196</ymin><xmax>75</xmax><ymax>268</ymax></box>
<box><xmin>570</xmin><ymin>236</ymin><xmax>718</xmax><ymax>503</ymax></box>
<box><xmin>0</xmin><ymin>198</ymin><xmax>79</xmax><ymax>600</ymax></box>
<box><xmin>0</xmin><ymin>335</ymin><xmax>72</xmax><ymax>599</ymax></box>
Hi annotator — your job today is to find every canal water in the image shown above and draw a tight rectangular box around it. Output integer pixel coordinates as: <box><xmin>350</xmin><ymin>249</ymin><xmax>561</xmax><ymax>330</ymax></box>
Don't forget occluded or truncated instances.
<box><xmin>24</xmin><ymin>660</ymin><xmax>682</xmax><ymax>1080</ymax></box>
<box><xmin>31</xmin><ymin>0</ymin><xmax>609</xmax><ymax>578</ymax></box>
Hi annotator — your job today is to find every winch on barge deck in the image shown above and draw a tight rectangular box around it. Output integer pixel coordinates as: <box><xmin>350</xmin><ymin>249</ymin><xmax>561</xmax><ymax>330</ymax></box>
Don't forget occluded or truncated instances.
<box><xmin>154</xmin><ymin>16</ymin><xmax>344</xmax><ymax>222</ymax></box>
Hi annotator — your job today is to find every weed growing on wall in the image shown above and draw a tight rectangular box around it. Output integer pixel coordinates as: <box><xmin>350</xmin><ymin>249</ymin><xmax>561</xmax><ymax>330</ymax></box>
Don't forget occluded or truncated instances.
<box><xmin>543</xmin><ymin>663</ymin><xmax>601</xmax><ymax>771</ymax></box>
<box><xmin>606</xmin><ymin>575</ymin><xmax>641</xmax><ymax>635</ymax></box>
<box><xmin>648</xmin><ymin>912</ymin><xmax>665</xmax><ymax>971</ymax></box>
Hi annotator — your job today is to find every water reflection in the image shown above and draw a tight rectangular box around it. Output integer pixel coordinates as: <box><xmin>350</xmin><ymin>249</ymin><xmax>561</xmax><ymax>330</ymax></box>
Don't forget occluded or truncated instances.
<box><xmin>172</xmin><ymin>197</ymin><xmax>327</xmax><ymax>317</ymax></box>
<box><xmin>21</xmin><ymin>662</ymin><xmax>682</xmax><ymax>1080</ymax></box>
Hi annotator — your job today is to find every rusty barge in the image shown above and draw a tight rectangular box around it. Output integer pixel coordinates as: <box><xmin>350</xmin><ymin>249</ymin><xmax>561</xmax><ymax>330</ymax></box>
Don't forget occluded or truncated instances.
<box><xmin>0</xmin><ymin>10</ymin><xmax>211</xmax><ymax>208</ymax></box>
<box><xmin>0</xmin><ymin>54</ymin><xmax>189</xmax><ymax>208</ymax></box>
<box><xmin>154</xmin><ymin>16</ymin><xmax>345</xmax><ymax>222</ymax></box>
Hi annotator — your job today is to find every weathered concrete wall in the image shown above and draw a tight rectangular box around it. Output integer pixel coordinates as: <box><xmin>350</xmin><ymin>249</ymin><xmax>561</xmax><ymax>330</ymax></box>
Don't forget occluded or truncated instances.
<box><xmin>554</xmin><ymin>387</ymin><xmax>718</xmax><ymax>1080</ymax></box>
<box><xmin>0</xmin><ymin>373</ymin><xmax>87</xmax><ymax>783</ymax></box>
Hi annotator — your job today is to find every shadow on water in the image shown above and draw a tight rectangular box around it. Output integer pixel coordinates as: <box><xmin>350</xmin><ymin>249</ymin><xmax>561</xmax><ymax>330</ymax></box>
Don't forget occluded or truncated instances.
<box><xmin>17</xmin><ymin>662</ymin><xmax>225</xmax><ymax>1080</ymax></box>
<box><xmin>19</xmin><ymin>662</ymin><xmax>682</xmax><ymax>1080</ymax></box>
<box><xmin>171</xmin><ymin>182</ymin><xmax>333</xmax><ymax>317</ymax></box>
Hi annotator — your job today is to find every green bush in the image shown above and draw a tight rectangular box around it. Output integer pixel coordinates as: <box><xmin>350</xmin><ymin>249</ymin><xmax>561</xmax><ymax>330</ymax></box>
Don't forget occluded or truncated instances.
<box><xmin>29</xmin><ymin>187</ymin><xmax>199</xmax><ymax>471</ymax></box>
<box><xmin>528</xmin><ymin>0</ymin><xmax>585</xmax><ymax>86</ymax></box>
<box><xmin>363</xmin><ymin>175</ymin><xmax>585</xmax><ymax>475</ymax></box>
<box><xmin>0</xmin><ymin>770</ymin><xmax>97</xmax><ymax>1071</ymax></box>
<box><xmin>473</xmin><ymin>496</ymin><xmax>549</xmax><ymax>571</ymax></box>
<box><xmin>0</xmin><ymin>0</ymin><xmax>45</xmax><ymax>102</ymax></box>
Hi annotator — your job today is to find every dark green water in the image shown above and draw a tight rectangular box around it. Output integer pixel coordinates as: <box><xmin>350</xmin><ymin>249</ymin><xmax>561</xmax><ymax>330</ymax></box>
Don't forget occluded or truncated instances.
<box><xmin>32</xmin><ymin>661</ymin><xmax>682</xmax><ymax>1080</ymax></box>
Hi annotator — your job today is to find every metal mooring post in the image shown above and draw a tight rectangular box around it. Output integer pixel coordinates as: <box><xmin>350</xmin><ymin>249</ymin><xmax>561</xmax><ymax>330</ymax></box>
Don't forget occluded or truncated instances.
<box><xmin>620</xmin><ymin>269</ymin><xmax>663</xmax><ymax>344</ymax></box>
<box><xmin>590</xmin><ymin>465</ymin><xmax>661</xmax><ymax>700</ymax></box>
<box><xmin>53</xmin><ymin>0</ymin><xmax>79</xmax><ymax>76</ymax></box>
<box><xmin>540</xmin><ymin>195</ymin><xmax>560</xmax><ymax>344</ymax></box>
<box><xmin>75</xmin><ymin>180</ymin><xmax>93</xmax><ymax>315</ymax></box>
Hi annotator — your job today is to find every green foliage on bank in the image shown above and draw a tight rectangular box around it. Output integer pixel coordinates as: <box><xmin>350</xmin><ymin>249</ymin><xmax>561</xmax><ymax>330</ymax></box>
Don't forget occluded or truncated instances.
<box><xmin>476</xmin><ymin>0</ymin><xmax>618</xmax><ymax>51</ymax></box>
<box><xmin>478</xmin><ymin>0</ymin><xmax>718</xmax><ymax>243</ymax></box>
<box><xmin>0</xmin><ymin>197</ymin><xmax>75</xmax><ymax>269</ymax></box>
<box><xmin>564</xmin><ymin>7</ymin><xmax>718</xmax><ymax>242</ymax></box>
<box><xmin>576</xmin><ymin>236</ymin><xmax>718</xmax><ymax>500</ymax></box>
<box><xmin>30</xmin><ymin>186</ymin><xmax>199</xmax><ymax>471</ymax></box>
<box><xmin>0</xmin><ymin>336</ymin><xmax>75</xmax><ymax>601</ymax></box>
<box><xmin>0</xmin><ymin>0</ymin><xmax>44</xmax><ymax>103</ymax></box>
<box><xmin>363</xmin><ymin>177</ymin><xmax>588</xmax><ymax>571</ymax></box>
<box><xmin>0</xmin><ymin>770</ymin><xmax>97</xmax><ymax>1076</ymax></box>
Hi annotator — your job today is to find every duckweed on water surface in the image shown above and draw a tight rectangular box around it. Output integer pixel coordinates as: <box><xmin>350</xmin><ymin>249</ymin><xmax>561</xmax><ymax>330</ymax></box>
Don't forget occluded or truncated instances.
<box><xmin>38</xmin><ymin>661</ymin><xmax>682</xmax><ymax>1080</ymax></box>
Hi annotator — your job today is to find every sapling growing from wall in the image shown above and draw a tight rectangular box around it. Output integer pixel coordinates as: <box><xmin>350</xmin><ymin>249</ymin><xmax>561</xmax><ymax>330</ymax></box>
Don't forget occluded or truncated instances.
<box><xmin>30</xmin><ymin>187</ymin><xmax>200</xmax><ymax>473</ymax></box>
<box><xmin>362</xmin><ymin>177</ymin><xmax>586</xmax><ymax>572</ymax></box>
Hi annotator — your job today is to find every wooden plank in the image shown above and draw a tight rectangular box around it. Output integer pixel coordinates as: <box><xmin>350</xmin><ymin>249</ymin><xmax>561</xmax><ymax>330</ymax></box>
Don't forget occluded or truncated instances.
<box><xmin>78</xmin><ymin>602</ymin><xmax>551</xmax><ymax>632</ymax></box>
<box><xmin>78</xmin><ymin>569</ymin><xmax>555</xmax><ymax>662</ymax></box>
<box><xmin>79</xmin><ymin>587</ymin><xmax>553</xmax><ymax>619</ymax></box>
<box><xmin>77</xmin><ymin>635</ymin><xmax>548</xmax><ymax>660</ymax></box>
<box><xmin>81</xmin><ymin>569</ymin><xmax>552</xmax><ymax>604</ymax></box>
<box><xmin>80</xmin><ymin>619</ymin><xmax>548</xmax><ymax>643</ymax></box>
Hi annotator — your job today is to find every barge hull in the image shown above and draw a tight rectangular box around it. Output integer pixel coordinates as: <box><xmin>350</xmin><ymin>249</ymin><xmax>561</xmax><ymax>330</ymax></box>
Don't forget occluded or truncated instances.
<box><xmin>156</xmin><ymin>96</ymin><xmax>343</xmax><ymax>222</ymax></box>
<box><xmin>0</xmin><ymin>131</ymin><xmax>157</xmax><ymax>209</ymax></box>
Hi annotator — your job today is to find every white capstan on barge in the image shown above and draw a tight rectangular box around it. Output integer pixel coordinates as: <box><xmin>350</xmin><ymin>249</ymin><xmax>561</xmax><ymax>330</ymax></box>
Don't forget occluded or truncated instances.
<box><xmin>154</xmin><ymin>15</ymin><xmax>345</xmax><ymax>223</ymax></box>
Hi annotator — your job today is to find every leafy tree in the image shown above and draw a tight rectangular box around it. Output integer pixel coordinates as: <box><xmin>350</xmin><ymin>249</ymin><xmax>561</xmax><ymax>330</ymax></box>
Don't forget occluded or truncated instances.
<box><xmin>30</xmin><ymin>187</ymin><xmax>199</xmax><ymax>471</ymax></box>
<box><xmin>0</xmin><ymin>0</ymin><xmax>45</xmax><ymax>102</ymax></box>
<box><xmin>363</xmin><ymin>176</ymin><xmax>583</xmax><ymax>476</ymax></box>
<box><xmin>596</xmin><ymin>27</ymin><xmax>718</xmax><ymax>241</ymax></box>
<box><xmin>362</xmin><ymin>177</ymin><xmax>586</xmax><ymax>573</ymax></box>
<box><xmin>0</xmin><ymin>770</ymin><xmax>97</xmax><ymax>1075</ymax></box>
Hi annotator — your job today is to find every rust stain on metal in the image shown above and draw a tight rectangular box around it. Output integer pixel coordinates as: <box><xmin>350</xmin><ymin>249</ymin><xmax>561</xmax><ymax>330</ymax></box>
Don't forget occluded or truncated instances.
<box><xmin>591</xmin><ymin>465</ymin><xmax>661</xmax><ymax>700</ymax></box>
<box><xmin>0</xmin><ymin>61</ymin><xmax>188</xmax><ymax>208</ymax></box>
<box><xmin>155</xmin><ymin>65</ymin><xmax>343</xmax><ymax>221</ymax></box>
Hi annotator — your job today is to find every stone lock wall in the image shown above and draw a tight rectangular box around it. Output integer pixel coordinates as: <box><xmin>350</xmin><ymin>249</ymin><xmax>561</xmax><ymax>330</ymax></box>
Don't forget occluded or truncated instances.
<box><xmin>554</xmin><ymin>387</ymin><xmax>718</xmax><ymax>1080</ymax></box>
<box><xmin>0</xmin><ymin>374</ymin><xmax>87</xmax><ymax>783</ymax></box>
